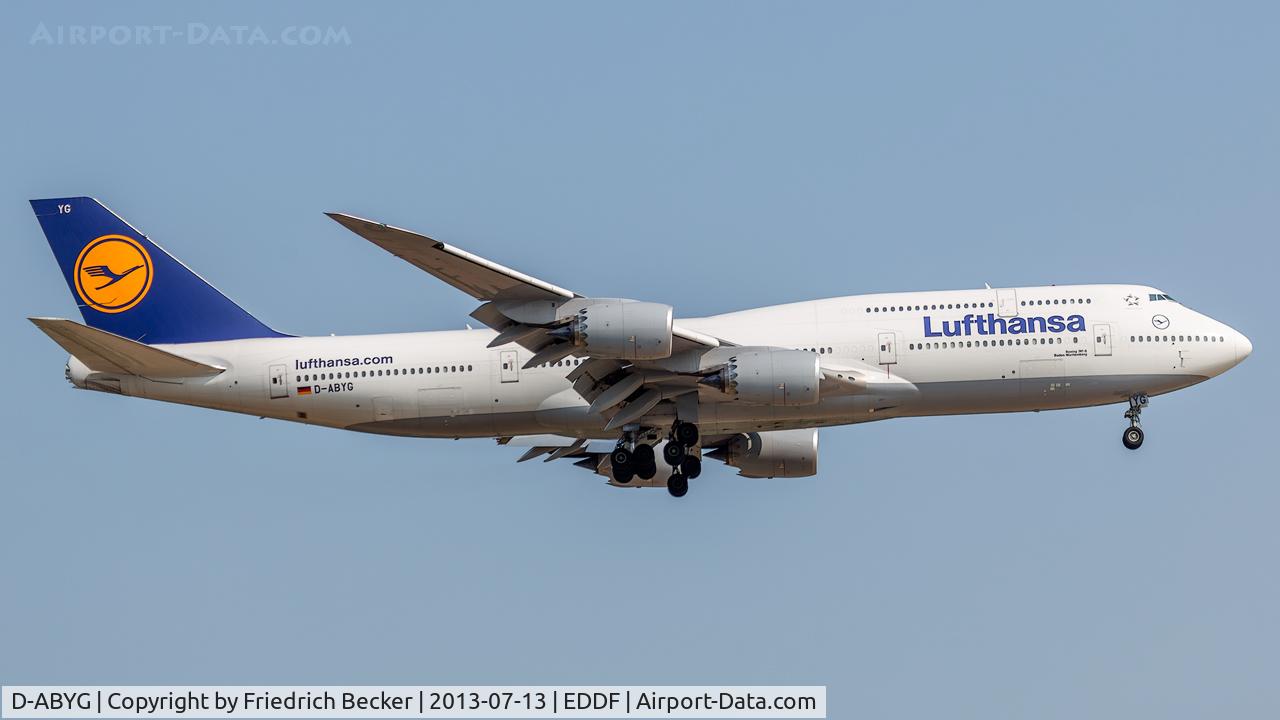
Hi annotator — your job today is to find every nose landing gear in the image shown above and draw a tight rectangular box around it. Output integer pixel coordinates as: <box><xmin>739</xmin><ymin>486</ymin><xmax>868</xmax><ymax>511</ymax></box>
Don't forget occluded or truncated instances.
<box><xmin>1122</xmin><ymin>393</ymin><xmax>1148</xmax><ymax>450</ymax></box>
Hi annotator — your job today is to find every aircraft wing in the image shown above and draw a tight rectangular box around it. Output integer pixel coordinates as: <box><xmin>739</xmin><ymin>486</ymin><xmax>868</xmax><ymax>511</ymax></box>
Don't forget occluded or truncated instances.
<box><xmin>328</xmin><ymin>212</ymin><xmax>903</xmax><ymax>430</ymax></box>
<box><xmin>325</xmin><ymin>213</ymin><xmax>577</xmax><ymax>302</ymax></box>
<box><xmin>326</xmin><ymin>212</ymin><xmax>721</xmax><ymax>358</ymax></box>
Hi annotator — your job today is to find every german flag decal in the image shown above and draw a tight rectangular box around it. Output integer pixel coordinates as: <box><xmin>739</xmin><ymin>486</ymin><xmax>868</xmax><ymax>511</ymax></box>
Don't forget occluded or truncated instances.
<box><xmin>297</xmin><ymin>385</ymin><xmax>314</xmax><ymax>396</ymax></box>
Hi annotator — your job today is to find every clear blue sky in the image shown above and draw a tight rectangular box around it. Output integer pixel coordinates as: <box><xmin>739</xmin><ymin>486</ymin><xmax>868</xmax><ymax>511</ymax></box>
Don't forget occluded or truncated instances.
<box><xmin>2</xmin><ymin>2</ymin><xmax>1276</xmax><ymax>717</ymax></box>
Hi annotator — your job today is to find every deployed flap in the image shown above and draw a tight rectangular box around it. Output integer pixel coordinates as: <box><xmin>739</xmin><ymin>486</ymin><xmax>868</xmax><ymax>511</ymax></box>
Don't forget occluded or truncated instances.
<box><xmin>326</xmin><ymin>213</ymin><xmax>577</xmax><ymax>301</ymax></box>
<box><xmin>30</xmin><ymin>317</ymin><xmax>224</xmax><ymax>378</ymax></box>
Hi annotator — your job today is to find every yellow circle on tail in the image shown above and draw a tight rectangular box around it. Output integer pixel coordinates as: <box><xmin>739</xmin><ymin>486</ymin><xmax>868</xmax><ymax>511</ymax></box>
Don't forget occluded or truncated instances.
<box><xmin>73</xmin><ymin>235</ymin><xmax>153</xmax><ymax>314</ymax></box>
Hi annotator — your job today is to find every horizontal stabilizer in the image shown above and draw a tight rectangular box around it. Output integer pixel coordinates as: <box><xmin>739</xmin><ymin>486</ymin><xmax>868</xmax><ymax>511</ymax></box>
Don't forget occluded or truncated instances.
<box><xmin>30</xmin><ymin>317</ymin><xmax>224</xmax><ymax>378</ymax></box>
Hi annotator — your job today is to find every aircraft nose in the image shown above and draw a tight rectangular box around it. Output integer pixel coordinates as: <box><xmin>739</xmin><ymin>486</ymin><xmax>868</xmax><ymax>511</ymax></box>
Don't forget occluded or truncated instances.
<box><xmin>1236</xmin><ymin>331</ymin><xmax>1253</xmax><ymax>364</ymax></box>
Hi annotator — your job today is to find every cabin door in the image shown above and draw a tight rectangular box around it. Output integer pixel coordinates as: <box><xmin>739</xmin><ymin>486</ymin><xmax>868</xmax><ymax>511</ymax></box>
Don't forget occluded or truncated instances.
<box><xmin>268</xmin><ymin>363</ymin><xmax>289</xmax><ymax>399</ymax></box>
<box><xmin>500</xmin><ymin>350</ymin><xmax>520</xmax><ymax>383</ymax></box>
<box><xmin>877</xmin><ymin>332</ymin><xmax>898</xmax><ymax>366</ymax></box>
<box><xmin>997</xmin><ymin>288</ymin><xmax>1020</xmax><ymax>317</ymax></box>
<box><xmin>373</xmin><ymin>396</ymin><xmax>395</xmax><ymax>421</ymax></box>
<box><xmin>1093</xmin><ymin>323</ymin><xmax>1113</xmax><ymax>357</ymax></box>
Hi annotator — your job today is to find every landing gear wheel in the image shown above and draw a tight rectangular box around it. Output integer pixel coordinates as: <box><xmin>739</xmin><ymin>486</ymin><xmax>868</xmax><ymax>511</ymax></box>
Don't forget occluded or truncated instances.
<box><xmin>673</xmin><ymin>421</ymin><xmax>699</xmax><ymax>447</ymax></box>
<box><xmin>632</xmin><ymin>444</ymin><xmax>657</xmax><ymax>479</ymax></box>
<box><xmin>667</xmin><ymin>473</ymin><xmax>689</xmax><ymax>498</ymax></box>
<box><xmin>610</xmin><ymin>447</ymin><xmax>634</xmax><ymax>483</ymax></box>
<box><xmin>1122</xmin><ymin>426</ymin><xmax>1144</xmax><ymax>450</ymax></box>
<box><xmin>632</xmin><ymin>443</ymin><xmax>655</xmax><ymax>466</ymax></box>
<box><xmin>680</xmin><ymin>456</ymin><xmax>702</xmax><ymax>479</ymax></box>
<box><xmin>663</xmin><ymin>441</ymin><xmax>687</xmax><ymax>466</ymax></box>
<box><xmin>636</xmin><ymin>460</ymin><xmax>657</xmax><ymax>480</ymax></box>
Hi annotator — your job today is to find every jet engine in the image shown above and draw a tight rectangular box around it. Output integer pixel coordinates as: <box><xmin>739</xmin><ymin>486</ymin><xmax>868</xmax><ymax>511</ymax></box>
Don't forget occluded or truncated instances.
<box><xmin>707</xmin><ymin>429</ymin><xmax>819</xmax><ymax>478</ymax></box>
<box><xmin>699</xmin><ymin>348</ymin><xmax>821</xmax><ymax>406</ymax></box>
<box><xmin>553</xmin><ymin>300</ymin><xmax>673</xmax><ymax>360</ymax></box>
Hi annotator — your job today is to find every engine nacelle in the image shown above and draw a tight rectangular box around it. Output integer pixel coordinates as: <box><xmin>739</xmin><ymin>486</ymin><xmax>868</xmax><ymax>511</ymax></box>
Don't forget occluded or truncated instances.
<box><xmin>710</xmin><ymin>429</ymin><xmax>818</xmax><ymax>478</ymax></box>
<box><xmin>561</xmin><ymin>300</ymin><xmax>673</xmax><ymax>360</ymax></box>
<box><xmin>701</xmin><ymin>348</ymin><xmax>820</xmax><ymax>406</ymax></box>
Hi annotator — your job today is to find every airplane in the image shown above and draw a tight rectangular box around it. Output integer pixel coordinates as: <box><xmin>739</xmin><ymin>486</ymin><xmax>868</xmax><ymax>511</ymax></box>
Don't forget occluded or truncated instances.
<box><xmin>29</xmin><ymin>197</ymin><xmax>1252</xmax><ymax>497</ymax></box>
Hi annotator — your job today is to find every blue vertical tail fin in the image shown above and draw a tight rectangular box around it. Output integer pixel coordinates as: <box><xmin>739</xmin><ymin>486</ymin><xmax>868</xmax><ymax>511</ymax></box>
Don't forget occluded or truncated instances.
<box><xmin>31</xmin><ymin>197</ymin><xmax>285</xmax><ymax>344</ymax></box>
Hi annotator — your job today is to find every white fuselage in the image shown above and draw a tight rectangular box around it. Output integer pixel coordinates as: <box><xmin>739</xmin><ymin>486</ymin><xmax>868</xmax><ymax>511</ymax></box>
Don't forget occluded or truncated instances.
<box><xmin>68</xmin><ymin>284</ymin><xmax>1251</xmax><ymax>439</ymax></box>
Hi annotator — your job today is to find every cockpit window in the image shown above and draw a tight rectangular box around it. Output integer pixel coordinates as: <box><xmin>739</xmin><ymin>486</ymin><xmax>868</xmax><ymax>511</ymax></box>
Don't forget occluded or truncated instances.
<box><xmin>1148</xmin><ymin>293</ymin><xmax>1177</xmax><ymax>302</ymax></box>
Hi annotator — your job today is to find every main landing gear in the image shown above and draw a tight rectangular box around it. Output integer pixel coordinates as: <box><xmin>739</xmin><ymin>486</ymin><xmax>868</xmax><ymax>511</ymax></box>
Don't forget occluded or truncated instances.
<box><xmin>611</xmin><ymin>421</ymin><xmax>702</xmax><ymax>497</ymax></box>
<box><xmin>1122</xmin><ymin>393</ymin><xmax>1149</xmax><ymax>450</ymax></box>
<box><xmin>610</xmin><ymin>440</ymin><xmax>657</xmax><ymax>485</ymax></box>
<box><xmin>664</xmin><ymin>421</ymin><xmax>701</xmax><ymax>498</ymax></box>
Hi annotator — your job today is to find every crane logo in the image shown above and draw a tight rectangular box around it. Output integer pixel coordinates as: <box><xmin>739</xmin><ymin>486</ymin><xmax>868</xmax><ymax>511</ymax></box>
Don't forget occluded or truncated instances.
<box><xmin>73</xmin><ymin>234</ymin><xmax>153</xmax><ymax>313</ymax></box>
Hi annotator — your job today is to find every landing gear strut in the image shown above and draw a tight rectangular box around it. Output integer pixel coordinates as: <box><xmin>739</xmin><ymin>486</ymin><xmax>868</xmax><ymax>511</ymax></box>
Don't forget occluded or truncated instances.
<box><xmin>1122</xmin><ymin>393</ymin><xmax>1148</xmax><ymax>450</ymax></box>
